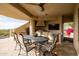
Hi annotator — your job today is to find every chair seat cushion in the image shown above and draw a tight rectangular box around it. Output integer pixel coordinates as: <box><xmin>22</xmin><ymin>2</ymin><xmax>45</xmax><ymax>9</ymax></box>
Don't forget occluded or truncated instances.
<box><xmin>41</xmin><ymin>44</ymin><xmax>52</xmax><ymax>52</ymax></box>
<box><xmin>25</xmin><ymin>44</ymin><xmax>36</xmax><ymax>52</ymax></box>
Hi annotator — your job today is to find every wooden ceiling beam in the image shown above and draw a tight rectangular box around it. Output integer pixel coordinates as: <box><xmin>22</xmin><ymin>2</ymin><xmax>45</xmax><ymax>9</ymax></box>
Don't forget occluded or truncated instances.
<box><xmin>10</xmin><ymin>3</ymin><xmax>35</xmax><ymax>18</ymax></box>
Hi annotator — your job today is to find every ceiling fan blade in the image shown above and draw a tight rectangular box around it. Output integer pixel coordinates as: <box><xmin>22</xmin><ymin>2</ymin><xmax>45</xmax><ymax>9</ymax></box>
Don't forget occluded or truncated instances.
<box><xmin>39</xmin><ymin>3</ymin><xmax>45</xmax><ymax>6</ymax></box>
<box><xmin>28</xmin><ymin>3</ymin><xmax>45</xmax><ymax>11</ymax></box>
<box><xmin>39</xmin><ymin>3</ymin><xmax>45</xmax><ymax>11</ymax></box>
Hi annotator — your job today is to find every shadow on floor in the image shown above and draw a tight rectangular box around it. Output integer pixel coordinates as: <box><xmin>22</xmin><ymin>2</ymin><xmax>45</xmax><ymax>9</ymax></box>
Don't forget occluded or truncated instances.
<box><xmin>53</xmin><ymin>41</ymin><xmax>77</xmax><ymax>56</ymax></box>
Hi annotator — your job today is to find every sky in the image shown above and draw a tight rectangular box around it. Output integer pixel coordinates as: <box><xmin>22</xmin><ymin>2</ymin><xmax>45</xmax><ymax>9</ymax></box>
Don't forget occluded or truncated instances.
<box><xmin>0</xmin><ymin>15</ymin><xmax>29</xmax><ymax>30</ymax></box>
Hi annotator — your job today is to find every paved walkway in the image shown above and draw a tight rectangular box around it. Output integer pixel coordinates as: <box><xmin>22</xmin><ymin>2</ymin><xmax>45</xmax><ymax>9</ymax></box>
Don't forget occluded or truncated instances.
<box><xmin>0</xmin><ymin>37</ymin><xmax>35</xmax><ymax>56</ymax></box>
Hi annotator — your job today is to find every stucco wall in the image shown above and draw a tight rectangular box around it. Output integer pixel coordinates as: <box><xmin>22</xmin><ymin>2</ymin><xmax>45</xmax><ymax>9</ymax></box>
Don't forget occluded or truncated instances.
<box><xmin>35</xmin><ymin>17</ymin><xmax>62</xmax><ymax>31</ymax></box>
<box><xmin>73</xmin><ymin>4</ymin><xmax>79</xmax><ymax>55</ymax></box>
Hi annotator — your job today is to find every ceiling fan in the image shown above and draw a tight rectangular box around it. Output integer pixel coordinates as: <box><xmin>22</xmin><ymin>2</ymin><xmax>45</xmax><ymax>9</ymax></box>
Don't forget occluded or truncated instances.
<box><xmin>29</xmin><ymin>3</ymin><xmax>45</xmax><ymax>11</ymax></box>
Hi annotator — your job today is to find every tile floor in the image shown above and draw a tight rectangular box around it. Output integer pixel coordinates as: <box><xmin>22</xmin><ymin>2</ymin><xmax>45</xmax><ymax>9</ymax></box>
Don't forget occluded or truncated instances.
<box><xmin>0</xmin><ymin>37</ymin><xmax>77</xmax><ymax>56</ymax></box>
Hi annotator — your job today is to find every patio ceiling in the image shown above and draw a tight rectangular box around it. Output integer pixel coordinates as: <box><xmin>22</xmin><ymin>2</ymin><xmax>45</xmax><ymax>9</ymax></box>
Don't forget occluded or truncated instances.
<box><xmin>0</xmin><ymin>3</ymin><xmax>76</xmax><ymax>21</ymax></box>
<box><xmin>20</xmin><ymin>3</ymin><xmax>75</xmax><ymax>17</ymax></box>
<box><xmin>0</xmin><ymin>4</ymin><xmax>31</xmax><ymax>21</ymax></box>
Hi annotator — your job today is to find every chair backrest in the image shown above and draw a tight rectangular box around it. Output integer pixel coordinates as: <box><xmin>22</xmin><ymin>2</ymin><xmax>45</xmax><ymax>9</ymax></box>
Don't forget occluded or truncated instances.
<box><xmin>18</xmin><ymin>33</ymin><xmax>30</xmax><ymax>48</ymax></box>
<box><xmin>50</xmin><ymin>33</ymin><xmax>60</xmax><ymax>50</ymax></box>
<box><xmin>13</xmin><ymin>32</ymin><xmax>19</xmax><ymax>44</ymax></box>
<box><xmin>35</xmin><ymin>30</ymin><xmax>43</xmax><ymax>36</ymax></box>
<box><xmin>42</xmin><ymin>32</ymin><xmax>48</xmax><ymax>37</ymax></box>
<box><xmin>41</xmin><ymin>33</ymin><xmax>60</xmax><ymax>52</ymax></box>
<box><xmin>18</xmin><ymin>34</ymin><xmax>26</xmax><ymax>47</ymax></box>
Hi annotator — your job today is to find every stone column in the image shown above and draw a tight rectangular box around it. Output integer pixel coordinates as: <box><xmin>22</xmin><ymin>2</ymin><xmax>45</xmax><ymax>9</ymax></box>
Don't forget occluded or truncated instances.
<box><xmin>58</xmin><ymin>16</ymin><xmax>63</xmax><ymax>44</ymax></box>
<box><xmin>9</xmin><ymin>29</ymin><xmax>14</xmax><ymax>37</ymax></box>
<box><xmin>9</xmin><ymin>29</ymin><xmax>12</xmax><ymax>37</ymax></box>
<box><xmin>29</xmin><ymin>20</ymin><xmax>35</xmax><ymax>35</ymax></box>
<box><xmin>73</xmin><ymin>4</ymin><xmax>79</xmax><ymax>55</ymax></box>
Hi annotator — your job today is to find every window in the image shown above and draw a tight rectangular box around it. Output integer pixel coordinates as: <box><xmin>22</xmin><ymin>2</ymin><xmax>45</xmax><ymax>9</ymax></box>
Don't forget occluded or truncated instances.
<box><xmin>63</xmin><ymin>22</ymin><xmax>73</xmax><ymax>38</ymax></box>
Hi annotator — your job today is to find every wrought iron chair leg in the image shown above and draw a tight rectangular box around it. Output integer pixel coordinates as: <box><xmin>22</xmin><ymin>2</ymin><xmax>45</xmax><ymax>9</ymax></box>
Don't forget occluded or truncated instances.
<box><xmin>35</xmin><ymin>47</ymin><xmax>37</xmax><ymax>56</ymax></box>
<box><xmin>35</xmin><ymin>44</ymin><xmax>39</xmax><ymax>56</ymax></box>
<box><xmin>25</xmin><ymin>47</ymin><xmax>28</xmax><ymax>56</ymax></box>
<box><xmin>18</xmin><ymin>45</ymin><xmax>21</xmax><ymax>56</ymax></box>
<box><xmin>26</xmin><ymin>51</ymin><xmax>28</xmax><ymax>56</ymax></box>
<box><xmin>38</xmin><ymin>45</ymin><xmax>42</xmax><ymax>56</ymax></box>
<box><xmin>14</xmin><ymin>42</ymin><xmax>17</xmax><ymax>50</ymax></box>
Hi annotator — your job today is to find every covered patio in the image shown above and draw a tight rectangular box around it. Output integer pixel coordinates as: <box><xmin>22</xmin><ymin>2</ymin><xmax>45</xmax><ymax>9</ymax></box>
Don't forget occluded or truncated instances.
<box><xmin>0</xmin><ymin>3</ymin><xmax>79</xmax><ymax>56</ymax></box>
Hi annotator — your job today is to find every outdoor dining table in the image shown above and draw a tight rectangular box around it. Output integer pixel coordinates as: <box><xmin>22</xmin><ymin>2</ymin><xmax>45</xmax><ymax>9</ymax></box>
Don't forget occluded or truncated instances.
<box><xmin>23</xmin><ymin>35</ymin><xmax>48</xmax><ymax>44</ymax></box>
<box><xmin>23</xmin><ymin>35</ymin><xmax>48</xmax><ymax>56</ymax></box>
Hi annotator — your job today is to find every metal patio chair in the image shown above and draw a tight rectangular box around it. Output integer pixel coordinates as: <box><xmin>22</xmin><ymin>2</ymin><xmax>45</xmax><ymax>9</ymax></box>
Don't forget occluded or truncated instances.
<box><xmin>41</xmin><ymin>33</ymin><xmax>60</xmax><ymax>56</ymax></box>
<box><xmin>17</xmin><ymin>33</ymin><xmax>36</xmax><ymax>56</ymax></box>
<box><xmin>13</xmin><ymin>32</ymin><xmax>19</xmax><ymax>50</ymax></box>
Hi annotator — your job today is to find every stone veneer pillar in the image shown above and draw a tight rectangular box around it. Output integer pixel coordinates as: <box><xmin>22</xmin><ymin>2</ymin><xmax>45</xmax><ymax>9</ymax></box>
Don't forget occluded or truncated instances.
<box><xmin>58</xmin><ymin>16</ymin><xmax>63</xmax><ymax>44</ymax></box>
<box><xmin>29</xmin><ymin>20</ymin><xmax>35</xmax><ymax>35</ymax></box>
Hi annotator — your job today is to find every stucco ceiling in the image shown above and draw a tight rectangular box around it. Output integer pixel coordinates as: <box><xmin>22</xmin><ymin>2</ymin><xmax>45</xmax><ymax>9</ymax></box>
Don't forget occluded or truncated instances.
<box><xmin>0</xmin><ymin>4</ymin><xmax>31</xmax><ymax>20</ymax></box>
<box><xmin>21</xmin><ymin>3</ymin><xmax>75</xmax><ymax>17</ymax></box>
<box><xmin>0</xmin><ymin>3</ymin><xmax>76</xmax><ymax>21</ymax></box>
